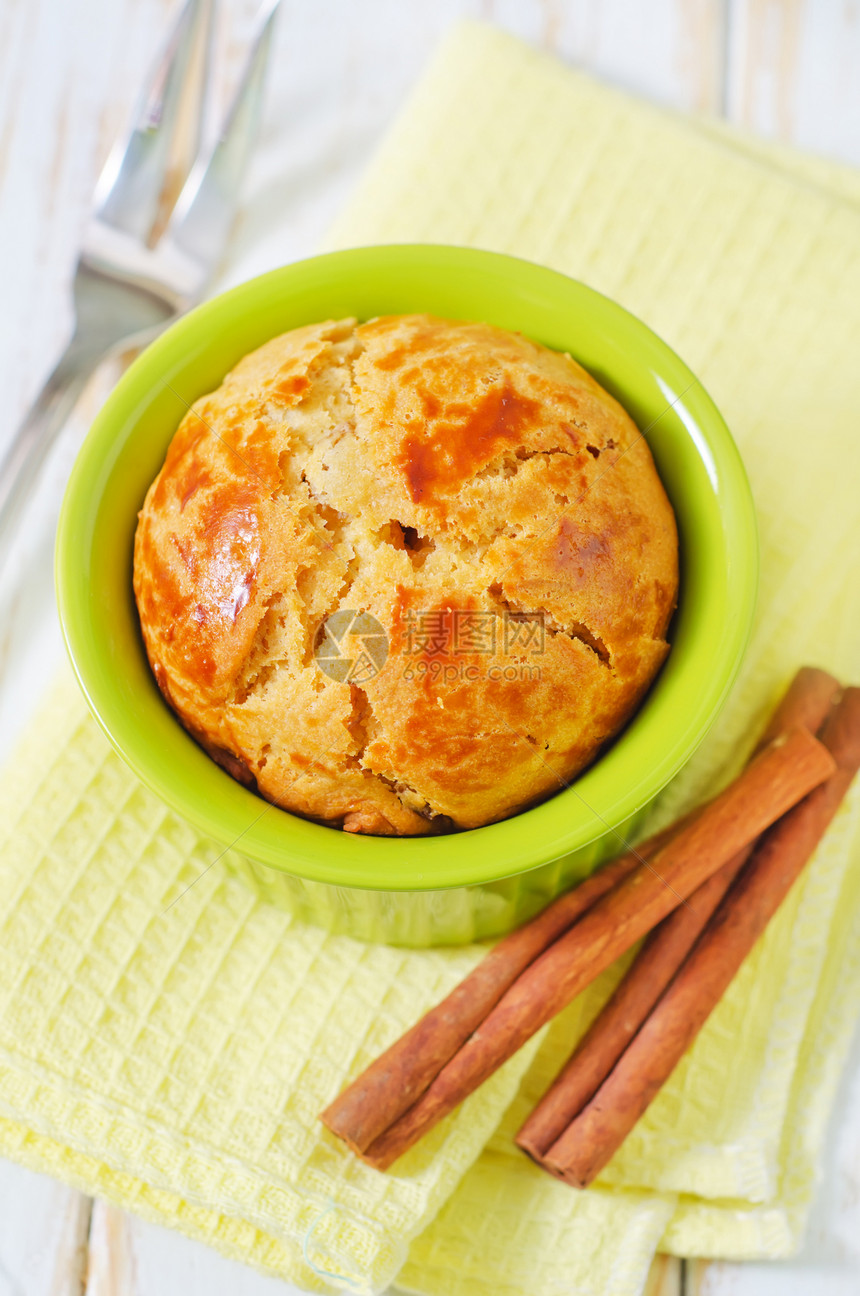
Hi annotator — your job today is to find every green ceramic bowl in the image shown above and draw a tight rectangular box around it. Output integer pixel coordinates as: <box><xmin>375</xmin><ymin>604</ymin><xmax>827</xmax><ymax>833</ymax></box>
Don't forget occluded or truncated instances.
<box><xmin>56</xmin><ymin>245</ymin><xmax>757</xmax><ymax>946</ymax></box>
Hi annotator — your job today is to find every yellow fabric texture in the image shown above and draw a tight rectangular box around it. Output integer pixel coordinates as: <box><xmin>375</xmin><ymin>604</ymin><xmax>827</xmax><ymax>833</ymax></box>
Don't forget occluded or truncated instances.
<box><xmin>2</xmin><ymin>21</ymin><xmax>860</xmax><ymax>1296</ymax></box>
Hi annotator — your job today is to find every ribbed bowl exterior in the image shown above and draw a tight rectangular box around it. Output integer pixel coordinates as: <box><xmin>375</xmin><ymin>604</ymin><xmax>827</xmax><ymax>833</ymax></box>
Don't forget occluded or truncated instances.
<box><xmin>223</xmin><ymin>804</ymin><xmax>648</xmax><ymax>947</ymax></box>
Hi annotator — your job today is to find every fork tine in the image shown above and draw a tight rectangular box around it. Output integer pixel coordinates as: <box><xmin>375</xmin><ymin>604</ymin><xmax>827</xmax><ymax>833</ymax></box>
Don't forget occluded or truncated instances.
<box><xmin>94</xmin><ymin>0</ymin><xmax>214</xmax><ymax>246</ymax></box>
<box><xmin>166</xmin><ymin>0</ymin><xmax>280</xmax><ymax>277</ymax></box>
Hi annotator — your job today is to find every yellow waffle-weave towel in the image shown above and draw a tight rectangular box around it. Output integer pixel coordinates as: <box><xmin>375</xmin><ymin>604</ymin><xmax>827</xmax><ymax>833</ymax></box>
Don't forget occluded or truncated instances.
<box><xmin>2</xmin><ymin>21</ymin><xmax>860</xmax><ymax>1296</ymax></box>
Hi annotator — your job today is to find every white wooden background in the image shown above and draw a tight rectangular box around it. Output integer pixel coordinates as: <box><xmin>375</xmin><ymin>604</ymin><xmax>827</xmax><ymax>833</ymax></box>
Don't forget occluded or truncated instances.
<box><xmin>1</xmin><ymin>0</ymin><xmax>859</xmax><ymax>1292</ymax></box>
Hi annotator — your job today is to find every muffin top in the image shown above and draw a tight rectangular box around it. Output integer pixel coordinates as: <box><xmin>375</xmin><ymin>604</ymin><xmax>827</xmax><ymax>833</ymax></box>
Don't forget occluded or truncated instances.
<box><xmin>133</xmin><ymin>314</ymin><xmax>678</xmax><ymax>835</ymax></box>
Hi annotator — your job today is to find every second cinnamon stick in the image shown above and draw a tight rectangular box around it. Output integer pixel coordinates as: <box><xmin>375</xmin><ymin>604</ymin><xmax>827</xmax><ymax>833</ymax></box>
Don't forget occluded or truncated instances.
<box><xmin>517</xmin><ymin>666</ymin><xmax>839</xmax><ymax>1161</ymax></box>
<box><xmin>544</xmin><ymin>687</ymin><xmax>860</xmax><ymax>1188</ymax></box>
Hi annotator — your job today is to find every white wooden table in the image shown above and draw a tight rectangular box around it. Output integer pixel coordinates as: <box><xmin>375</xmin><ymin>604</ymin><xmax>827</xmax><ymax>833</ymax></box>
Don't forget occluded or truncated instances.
<box><xmin>1</xmin><ymin>1</ymin><xmax>859</xmax><ymax>1291</ymax></box>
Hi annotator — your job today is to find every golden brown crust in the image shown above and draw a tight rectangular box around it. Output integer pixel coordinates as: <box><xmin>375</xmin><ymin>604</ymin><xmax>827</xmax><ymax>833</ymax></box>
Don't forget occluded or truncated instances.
<box><xmin>133</xmin><ymin>314</ymin><xmax>678</xmax><ymax>835</ymax></box>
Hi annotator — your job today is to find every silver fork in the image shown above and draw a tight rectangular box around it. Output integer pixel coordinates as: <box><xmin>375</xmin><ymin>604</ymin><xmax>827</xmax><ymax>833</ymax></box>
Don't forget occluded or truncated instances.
<box><xmin>0</xmin><ymin>0</ymin><xmax>280</xmax><ymax>569</ymax></box>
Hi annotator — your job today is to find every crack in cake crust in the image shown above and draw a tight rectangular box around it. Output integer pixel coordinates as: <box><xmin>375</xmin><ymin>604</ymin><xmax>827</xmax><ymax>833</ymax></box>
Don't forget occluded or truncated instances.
<box><xmin>487</xmin><ymin>582</ymin><xmax>612</xmax><ymax>668</ymax></box>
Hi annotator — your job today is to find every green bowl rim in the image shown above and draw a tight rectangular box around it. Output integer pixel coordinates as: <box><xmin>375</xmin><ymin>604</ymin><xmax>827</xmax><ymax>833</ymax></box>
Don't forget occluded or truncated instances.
<box><xmin>56</xmin><ymin>245</ymin><xmax>758</xmax><ymax>891</ymax></box>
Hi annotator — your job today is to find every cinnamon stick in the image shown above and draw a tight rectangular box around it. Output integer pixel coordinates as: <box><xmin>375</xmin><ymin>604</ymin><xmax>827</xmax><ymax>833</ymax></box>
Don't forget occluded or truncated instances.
<box><xmin>517</xmin><ymin>666</ymin><xmax>839</xmax><ymax>1162</ymax></box>
<box><xmin>359</xmin><ymin>726</ymin><xmax>834</xmax><ymax>1169</ymax></box>
<box><xmin>516</xmin><ymin>853</ymin><xmax>746</xmax><ymax>1165</ymax></box>
<box><xmin>755</xmin><ymin>666</ymin><xmax>841</xmax><ymax>750</ymax></box>
<box><xmin>544</xmin><ymin>687</ymin><xmax>860</xmax><ymax>1188</ymax></box>
<box><xmin>321</xmin><ymin>823</ymin><xmax>674</xmax><ymax>1154</ymax></box>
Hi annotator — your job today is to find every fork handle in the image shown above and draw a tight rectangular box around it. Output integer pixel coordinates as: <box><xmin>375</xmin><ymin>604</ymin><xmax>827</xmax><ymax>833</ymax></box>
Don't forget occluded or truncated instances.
<box><xmin>0</xmin><ymin>338</ymin><xmax>99</xmax><ymax>572</ymax></box>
